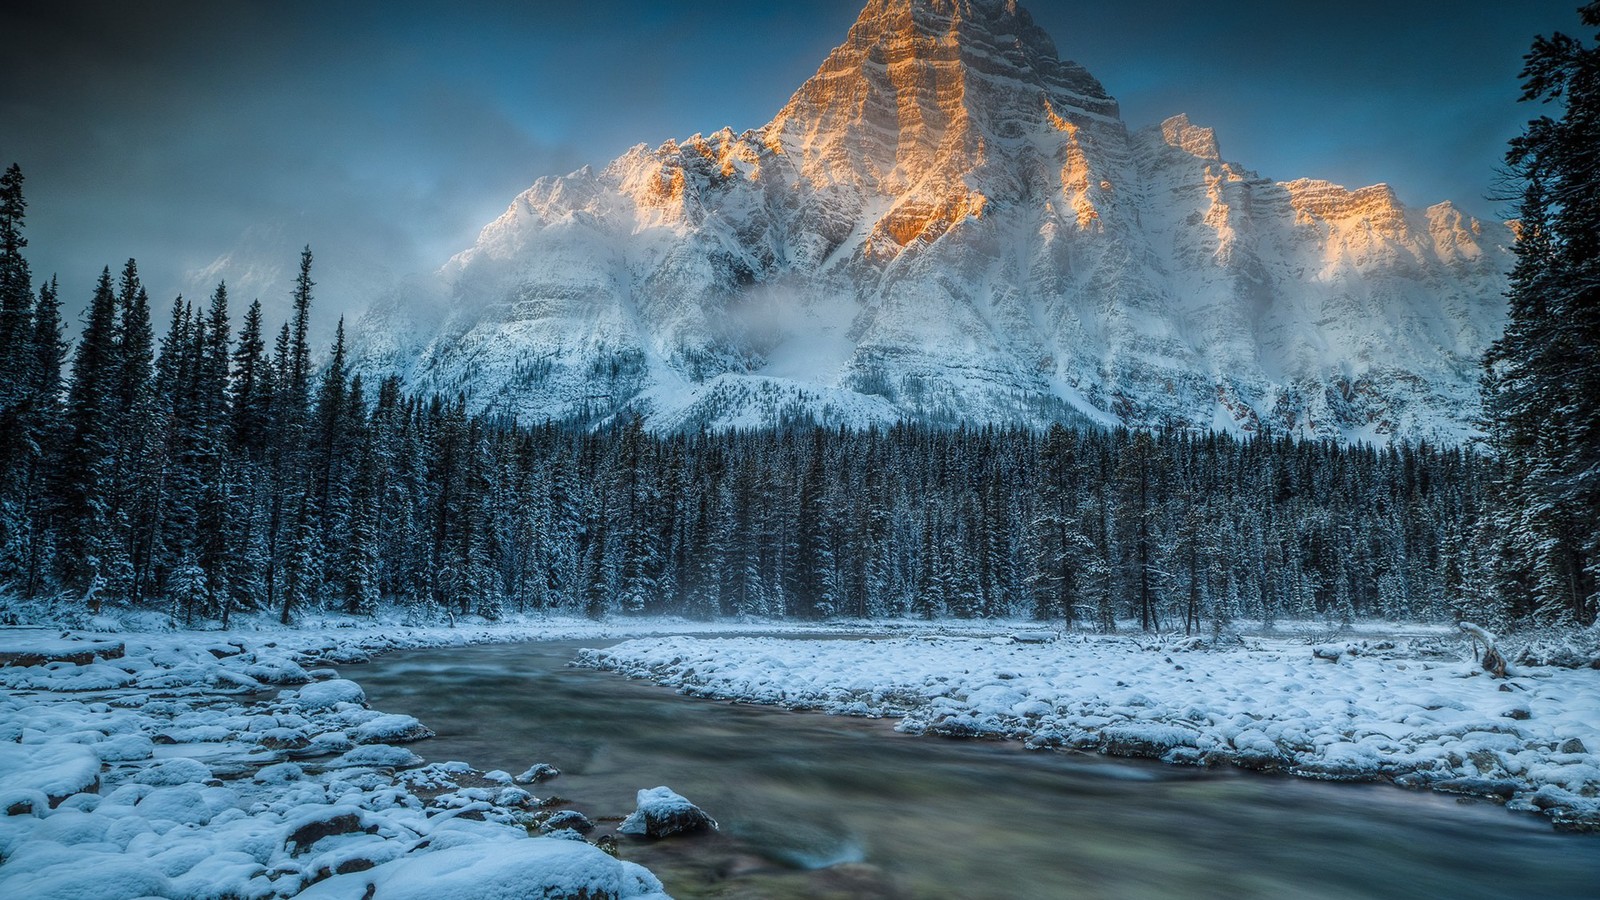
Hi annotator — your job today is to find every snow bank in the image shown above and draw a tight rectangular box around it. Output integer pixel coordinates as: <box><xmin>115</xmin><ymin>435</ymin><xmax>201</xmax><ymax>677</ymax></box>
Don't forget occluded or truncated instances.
<box><xmin>578</xmin><ymin>634</ymin><xmax>1600</xmax><ymax>831</ymax></box>
<box><xmin>0</xmin><ymin>627</ymin><xmax>672</xmax><ymax>899</ymax></box>
<box><xmin>298</xmin><ymin>836</ymin><xmax>667</xmax><ymax>900</ymax></box>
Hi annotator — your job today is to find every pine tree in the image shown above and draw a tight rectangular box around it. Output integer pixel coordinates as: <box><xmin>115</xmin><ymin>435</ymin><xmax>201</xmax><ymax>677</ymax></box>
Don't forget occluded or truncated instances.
<box><xmin>229</xmin><ymin>301</ymin><xmax>270</xmax><ymax>456</ymax></box>
<box><xmin>0</xmin><ymin>164</ymin><xmax>35</xmax><ymax>589</ymax></box>
<box><xmin>267</xmin><ymin>247</ymin><xmax>317</xmax><ymax>621</ymax></box>
<box><xmin>1482</xmin><ymin>2</ymin><xmax>1600</xmax><ymax>625</ymax></box>
<box><xmin>610</xmin><ymin>416</ymin><xmax>659</xmax><ymax>615</ymax></box>
<box><xmin>582</xmin><ymin>483</ymin><xmax>612</xmax><ymax>620</ymax></box>
<box><xmin>113</xmin><ymin>266</ymin><xmax>161</xmax><ymax>603</ymax></box>
<box><xmin>793</xmin><ymin>428</ymin><xmax>837</xmax><ymax>618</ymax></box>
<box><xmin>57</xmin><ymin>268</ymin><xmax>123</xmax><ymax>599</ymax></box>
<box><xmin>14</xmin><ymin>277</ymin><xmax>66</xmax><ymax>598</ymax></box>
<box><xmin>311</xmin><ymin>319</ymin><xmax>351</xmax><ymax>597</ymax></box>
<box><xmin>1114</xmin><ymin>430</ymin><xmax>1168</xmax><ymax>631</ymax></box>
<box><xmin>194</xmin><ymin>283</ymin><xmax>233</xmax><ymax>618</ymax></box>
<box><xmin>221</xmin><ymin>299</ymin><xmax>272</xmax><ymax>620</ymax></box>
<box><xmin>341</xmin><ymin>375</ymin><xmax>380</xmax><ymax>616</ymax></box>
<box><xmin>155</xmin><ymin>299</ymin><xmax>203</xmax><ymax>615</ymax></box>
<box><xmin>0</xmin><ymin>163</ymin><xmax>33</xmax><ymax>431</ymax></box>
<box><xmin>288</xmin><ymin>247</ymin><xmax>315</xmax><ymax>408</ymax></box>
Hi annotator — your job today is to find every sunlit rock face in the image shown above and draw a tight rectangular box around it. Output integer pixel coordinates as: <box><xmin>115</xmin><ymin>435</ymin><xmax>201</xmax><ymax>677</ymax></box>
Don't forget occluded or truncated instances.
<box><xmin>354</xmin><ymin>0</ymin><xmax>1508</xmax><ymax>443</ymax></box>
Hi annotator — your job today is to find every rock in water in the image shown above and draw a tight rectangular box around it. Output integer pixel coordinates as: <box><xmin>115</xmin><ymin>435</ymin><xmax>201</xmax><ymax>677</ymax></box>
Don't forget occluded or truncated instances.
<box><xmin>541</xmin><ymin>809</ymin><xmax>595</xmax><ymax>834</ymax></box>
<box><xmin>617</xmin><ymin>786</ymin><xmax>718</xmax><ymax>839</ymax></box>
<box><xmin>515</xmin><ymin>762</ymin><xmax>561</xmax><ymax>785</ymax></box>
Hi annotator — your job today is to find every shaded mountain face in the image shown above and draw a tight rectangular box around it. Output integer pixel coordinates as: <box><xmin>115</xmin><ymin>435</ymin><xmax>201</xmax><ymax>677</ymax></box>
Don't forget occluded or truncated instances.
<box><xmin>354</xmin><ymin>0</ymin><xmax>1508</xmax><ymax>443</ymax></box>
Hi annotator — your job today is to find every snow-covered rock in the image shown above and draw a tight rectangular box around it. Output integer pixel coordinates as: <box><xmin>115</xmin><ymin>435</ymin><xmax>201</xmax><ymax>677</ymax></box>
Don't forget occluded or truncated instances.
<box><xmin>0</xmin><ymin>743</ymin><xmax>100</xmax><ymax>806</ymax></box>
<box><xmin>291</xmin><ymin>679</ymin><xmax>367</xmax><ymax>710</ymax></box>
<box><xmin>617</xmin><ymin>786</ymin><xmax>718</xmax><ymax>839</ymax></box>
<box><xmin>514</xmin><ymin>762</ymin><xmax>561</xmax><ymax>785</ymax></box>
<box><xmin>354</xmin><ymin>0</ymin><xmax>1508</xmax><ymax>444</ymax></box>
<box><xmin>352</xmin><ymin>714</ymin><xmax>433</xmax><ymax>745</ymax></box>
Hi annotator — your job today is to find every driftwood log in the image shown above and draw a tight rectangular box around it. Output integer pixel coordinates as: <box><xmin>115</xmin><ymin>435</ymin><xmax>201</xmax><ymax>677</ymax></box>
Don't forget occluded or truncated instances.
<box><xmin>1459</xmin><ymin>622</ymin><xmax>1507</xmax><ymax>678</ymax></box>
<box><xmin>0</xmin><ymin>633</ymin><xmax>125</xmax><ymax>667</ymax></box>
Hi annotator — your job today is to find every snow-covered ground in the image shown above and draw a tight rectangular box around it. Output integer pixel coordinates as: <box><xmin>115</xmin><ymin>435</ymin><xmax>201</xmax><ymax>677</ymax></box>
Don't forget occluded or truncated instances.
<box><xmin>0</xmin><ymin>611</ymin><xmax>1016</xmax><ymax>899</ymax></box>
<box><xmin>577</xmin><ymin>631</ymin><xmax>1600</xmax><ymax>831</ymax></box>
<box><xmin>0</xmin><ymin>619</ymin><xmax>700</xmax><ymax>900</ymax></box>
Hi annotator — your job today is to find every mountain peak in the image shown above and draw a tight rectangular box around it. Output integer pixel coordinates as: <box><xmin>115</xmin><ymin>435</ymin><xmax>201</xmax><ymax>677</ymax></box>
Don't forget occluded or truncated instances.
<box><xmin>358</xmin><ymin>0</ymin><xmax>1510</xmax><ymax>446</ymax></box>
<box><xmin>763</xmin><ymin>0</ymin><xmax>1117</xmax><ymax>194</ymax></box>
<box><xmin>843</xmin><ymin>0</ymin><xmax>1094</xmax><ymax>50</ymax></box>
<box><xmin>1160</xmin><ymin>114</ymin><xmax>1222</xmax><ymax>162</ymax></box>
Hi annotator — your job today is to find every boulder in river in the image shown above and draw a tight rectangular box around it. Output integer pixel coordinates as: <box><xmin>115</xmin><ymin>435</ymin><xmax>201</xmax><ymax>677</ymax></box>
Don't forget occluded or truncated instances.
<box><xmin>541</xmin><ymin>809</ymin><xmax>595</xmax><ymax>834</ymax></box>
<box><xmin>617</xmin><ymin>786</ymin><xmax>717</xmax><ymax>839</ymax></box>
<box><xmin>515</xmin><ymin>763</ymin><xmax>561</xmax><ymax>785</ymax></box>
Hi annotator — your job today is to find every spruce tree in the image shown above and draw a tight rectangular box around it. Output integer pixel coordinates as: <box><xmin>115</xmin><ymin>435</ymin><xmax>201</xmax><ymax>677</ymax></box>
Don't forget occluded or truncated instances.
<box><xmin>0</xmin><ymin>165</ymin><xmax>34</xmax><ymax>588</ymax></box>
<box><xmin>341</xmin><ymin>375</ymin><xmax>380</xmax><ymax>616</ymax></box>
<box><xmin>1483</xmin><ymin>2</ymin><xmax>1600</xmax><ymax>625</ymax></box>
<box><xmin>194</xmin><ymin>283</ymin><xmax>233</xmax><ymax>618</ymax></box>
<box><xmin>57</xmin><ymin>268</ymin><xmax>123</xmax><ymax>599</ymax></box>
<box><xmin>0</xmin><ymin>165</ymin><xmax>32</xmax><ymax>391</ymax></box>
<box><xmin>114</xmin><ymin>267</ymin><xmax>157</xmax><ymax>602</ymax></box>
<box><xmin>288</xmin><ymin>246</ymin><xmax>315</xmax><ymax>407</ymax></box>
<box><xmin>15</xmin><ymin>277</ymin><xmax>66</xmax><ymax>597</ymax></box>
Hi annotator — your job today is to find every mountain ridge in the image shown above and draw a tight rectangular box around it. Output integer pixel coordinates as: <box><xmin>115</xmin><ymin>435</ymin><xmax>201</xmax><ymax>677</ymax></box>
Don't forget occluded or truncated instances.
<box><xmin>353</xmin><ymin>0</ymin><xmax>1509</xmax><ymax>444</ymax></box>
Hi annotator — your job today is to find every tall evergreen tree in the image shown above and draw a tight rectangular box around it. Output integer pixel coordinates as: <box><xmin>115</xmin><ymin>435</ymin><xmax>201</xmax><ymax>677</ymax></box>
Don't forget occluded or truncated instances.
<box><xmin>1483</xmin><ymin>2</ymin><xmax>1600</xmax><ymax>625</ymax></box>
<box><xmin>0</xmin><ymin>166</ymin><xmax>38</xmax><ymax>592</ymax></box>
<box><xmin>57</xmin><ymin>269</ymin><xmax>123</xmax><ymax>598</ymax></box>
<box><xmin>0</xmin><ymin>165</ymin><xmax>32</xmax><ymax>399</ymax></box>
<box><xmin>113</xmin><ymin>264</ymin><xmax>158</xmax><ymax>602</ymax></box>
<box><xmin>288</xmin><ymin>246</ymin><xmax>315</xmax><ymax>408</ymax></box>
<box><xmin>12</xmin><ymin>277</ymin><xmax>67</xmax><ymax>597</ymax></box>
<box><xmin>193</xmin><ymin>283</ymin><xmax>234</xmax><ymax>618</ymax></box>
<box><xmin>0</xmin><ymin>164</ymin><xmax>29</xmax><ymax>522</ymax></box>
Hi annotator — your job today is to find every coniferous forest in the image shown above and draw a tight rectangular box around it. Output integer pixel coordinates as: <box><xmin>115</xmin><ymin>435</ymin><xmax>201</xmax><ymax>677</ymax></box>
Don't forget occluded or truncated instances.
<box><xmin>0</xmin><ymin>163</ymin><xmax>1508</xmax><ymax>632</ymax></box>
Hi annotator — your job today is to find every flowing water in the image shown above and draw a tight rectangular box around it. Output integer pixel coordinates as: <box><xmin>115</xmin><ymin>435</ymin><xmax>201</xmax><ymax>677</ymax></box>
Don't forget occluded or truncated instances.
<box><xmin>356</xmin><ymin>640</ymin><xmax>1600</xmax><ymax>899</ymax></box>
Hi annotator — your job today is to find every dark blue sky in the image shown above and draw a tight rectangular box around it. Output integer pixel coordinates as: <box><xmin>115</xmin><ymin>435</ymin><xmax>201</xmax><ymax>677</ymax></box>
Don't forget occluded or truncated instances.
<box><xmin>0</xmin><ymin>0</ymin><xmax>1579</xmax><ymax>335</ymax></box>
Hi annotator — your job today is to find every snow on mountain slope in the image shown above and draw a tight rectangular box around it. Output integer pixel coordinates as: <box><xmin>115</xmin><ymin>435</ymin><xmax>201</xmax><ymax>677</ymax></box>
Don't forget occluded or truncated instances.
<box><xmin>352</xmin><ymin>0</ymin><xmax>1509</xmax><ymax>443</ymax></box>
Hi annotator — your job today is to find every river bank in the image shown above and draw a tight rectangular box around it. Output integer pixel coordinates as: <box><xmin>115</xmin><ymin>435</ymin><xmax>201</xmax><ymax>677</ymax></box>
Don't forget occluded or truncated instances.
<box><xmin>358</xmin><ymin>638</ymin><xmax>1600</xmax><ymax>899</ymax></box>
<box><xmin>578</xmin><ymin>631</ymin><xmax>1600</xmax><ymax>833</ymax></box>
<box><xmin>0</xmin><ymin>623</ymin><xmax>683</xmax><ymax>899</ymax></box>
<box><xmin>3</xmin><ymin>617</ymin><xmax>1598</xmax><ymax>898</ymax></box>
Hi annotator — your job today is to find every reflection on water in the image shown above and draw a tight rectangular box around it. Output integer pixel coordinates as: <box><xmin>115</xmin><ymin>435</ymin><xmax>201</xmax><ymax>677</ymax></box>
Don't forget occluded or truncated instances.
<box><xmin>356</xmin><ymin>641</ymin><xmax>1600</xmax><ymax>899</ymax></box>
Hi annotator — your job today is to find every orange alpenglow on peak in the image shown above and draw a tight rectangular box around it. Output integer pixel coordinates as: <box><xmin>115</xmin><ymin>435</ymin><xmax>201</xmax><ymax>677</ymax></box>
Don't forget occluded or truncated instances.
<box><xmin>1161</xmin><ymin>114</ymin><xmax>1222</xmax><ymax>162</ymax></box>
<box><xmin>763</xmin><ymin>0</ymin><xmax>1118</xmax><ymax>192</ymax></box>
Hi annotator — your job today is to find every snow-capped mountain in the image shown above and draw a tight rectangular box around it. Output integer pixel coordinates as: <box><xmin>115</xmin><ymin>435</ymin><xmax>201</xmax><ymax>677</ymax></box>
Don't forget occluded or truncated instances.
<box><xmin>353</xmin><ymin>0</ymin><xmax>1509</xmax><ymax>443</ymax></box>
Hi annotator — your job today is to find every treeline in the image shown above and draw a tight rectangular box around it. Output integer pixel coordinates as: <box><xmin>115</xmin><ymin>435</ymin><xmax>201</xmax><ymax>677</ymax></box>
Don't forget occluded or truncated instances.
<box><xmin>517</xmin><ymin>423</ymin><xmax>1485</xmax><ymax>630</ymax></box>
<box><xmin>0</xmin><ymin>162</ymin><xmax>1518</xmax><ymax>630</ymax></box>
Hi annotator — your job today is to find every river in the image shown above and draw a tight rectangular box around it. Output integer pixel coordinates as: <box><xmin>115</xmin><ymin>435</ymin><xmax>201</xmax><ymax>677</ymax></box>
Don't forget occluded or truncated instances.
<box><xmin>355</xmin><ymin>639</ymin><xmax>1600</xmax><ymax>899</ymax></box>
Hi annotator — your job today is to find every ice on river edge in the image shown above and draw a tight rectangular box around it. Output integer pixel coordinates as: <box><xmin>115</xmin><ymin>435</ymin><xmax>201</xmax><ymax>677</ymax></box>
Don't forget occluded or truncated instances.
<box><xmin>577</xmin><ymin>631</ymin><xmax>1600</xmax><ymax>831</ymax></box>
